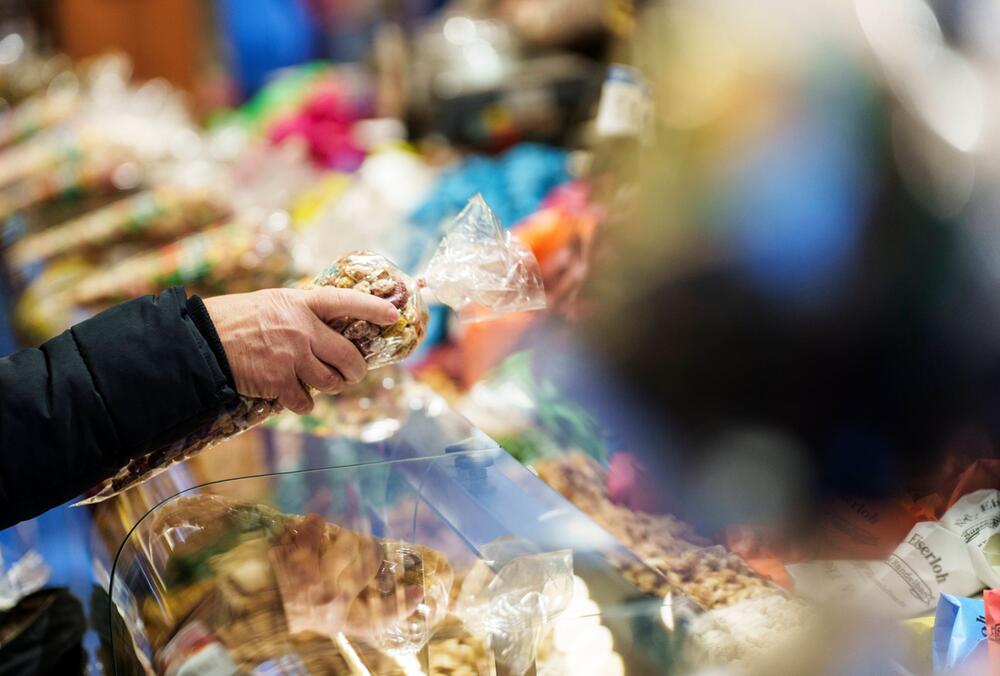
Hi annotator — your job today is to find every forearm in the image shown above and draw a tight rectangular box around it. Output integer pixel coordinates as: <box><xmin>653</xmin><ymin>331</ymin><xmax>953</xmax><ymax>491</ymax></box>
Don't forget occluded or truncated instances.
<box><xmin>0</xmin><ymin>287</ymin><xmax>236</xmax><ymax>527</ymax></box>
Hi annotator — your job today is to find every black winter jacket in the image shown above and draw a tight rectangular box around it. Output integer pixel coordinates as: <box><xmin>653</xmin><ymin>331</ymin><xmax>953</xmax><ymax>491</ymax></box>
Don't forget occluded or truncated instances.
<box><xmin>0</xmin><ymin>287</ymin><xmax>236</xmax><ymax>528</ymax></box>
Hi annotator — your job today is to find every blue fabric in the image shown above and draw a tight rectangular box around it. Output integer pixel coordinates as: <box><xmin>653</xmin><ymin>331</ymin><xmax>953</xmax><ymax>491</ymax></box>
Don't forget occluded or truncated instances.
<box><xmin>410</xmin><ymin>143</ymin><xmax>571</xmax><ymax>232</ymax></box>
<box><xmin>216</xmin><ymin>0</ymin><xmax>322</xmax><ymax>98</ymax></box>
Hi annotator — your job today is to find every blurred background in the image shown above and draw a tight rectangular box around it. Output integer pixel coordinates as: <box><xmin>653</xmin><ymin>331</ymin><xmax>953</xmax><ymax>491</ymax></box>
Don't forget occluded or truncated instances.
<box><xmin>0</xmin><ymin>0</ymin><xmax>998</xmax><ymax>674</ymax></box>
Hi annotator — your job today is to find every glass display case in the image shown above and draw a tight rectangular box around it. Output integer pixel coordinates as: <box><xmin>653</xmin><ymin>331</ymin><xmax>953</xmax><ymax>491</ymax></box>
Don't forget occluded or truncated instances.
<box><xmin>92</xmin><ymin>383</ymin><xmax>694</xmax><ymax>675</ymax></box>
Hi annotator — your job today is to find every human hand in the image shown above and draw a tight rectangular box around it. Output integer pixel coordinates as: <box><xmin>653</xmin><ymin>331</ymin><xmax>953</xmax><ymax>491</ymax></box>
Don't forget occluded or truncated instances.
<box><xmin>203</xmin><ymin>288</ymin><xmax>399</xmax><ymax>414</ymax></box>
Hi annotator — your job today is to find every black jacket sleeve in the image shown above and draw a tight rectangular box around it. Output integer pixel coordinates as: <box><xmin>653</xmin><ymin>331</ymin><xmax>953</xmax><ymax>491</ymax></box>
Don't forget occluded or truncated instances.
<box><xmin>0</xmin><ymin>287</ymin><xmax>237</xmax><ymax>528</ymax></box>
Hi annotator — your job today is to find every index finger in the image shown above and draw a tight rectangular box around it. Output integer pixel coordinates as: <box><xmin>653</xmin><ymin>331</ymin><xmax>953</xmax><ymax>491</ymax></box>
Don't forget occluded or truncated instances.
<box><xmin>305</xmin><ymin>287</ymin><xmax>400</xmax><ymax>325</ymax></box>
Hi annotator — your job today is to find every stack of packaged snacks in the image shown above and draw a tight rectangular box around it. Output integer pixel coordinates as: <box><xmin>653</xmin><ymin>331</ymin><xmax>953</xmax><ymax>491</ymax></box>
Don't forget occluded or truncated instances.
<box><xmin>72</xmin><ymin>218</ymin><xmax>292</xmax><ymax>307</ymax></box>
<box><xmin>8</xmin><ymin>185</ymin><xmax>231</xmax><ymax>268</ymax></box>
<box><xmin>12</xmin><ymin>217</ymin><xmax>292</xmax><ymax>344</ymax></box>
<box><xmin>0</xmin><ymin>78</ymin><xmax>82</xmax><ymax>149</ymax></box>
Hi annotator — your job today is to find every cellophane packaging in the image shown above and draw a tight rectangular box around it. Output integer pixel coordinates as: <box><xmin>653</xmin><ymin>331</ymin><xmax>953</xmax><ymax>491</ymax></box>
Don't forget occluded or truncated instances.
<box><xmin>76</xmin><ymin>195</ymin><xmax>544</xmax><ymax>505</ymax></box>
<box><xmin>787</xmin><ymin>489</ymin><xmax>1000</xmax><ymax>617</ymax></box>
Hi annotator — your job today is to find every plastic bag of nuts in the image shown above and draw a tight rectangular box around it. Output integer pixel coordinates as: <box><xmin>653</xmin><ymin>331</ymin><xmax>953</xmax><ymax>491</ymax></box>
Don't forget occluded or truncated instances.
<box><xmin>77</xmin><ymin>194</ymin><xmax>545</xmax><ymax>505</ymax></box>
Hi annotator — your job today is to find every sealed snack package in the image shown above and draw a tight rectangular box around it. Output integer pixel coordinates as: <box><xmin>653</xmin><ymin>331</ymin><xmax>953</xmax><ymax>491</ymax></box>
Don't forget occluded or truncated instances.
<box><xmin>76</xmin><ymin>195</ymin><xmax>544</xmax><ymax>505</ymax></box>
<box><xmin>456</xmin><ymin>539</ymin><xmax>574</xmax><ymax>676</ymax></box>
<box><xmin>267</xmin><ymin>513</ymin><xmax>453</xmax><ymax>656</ymax></box>
<box><xmin>8</xmin><ymin>185</ymin><xmax>231</xmax><ymax>267</ymax></box>
<box><xmin>932</xmin><ymin>593</ymin><xmax>987</xmax><ymax>672</ymax></box>
<box><xmin>941</xmin><ymin>489</ymin><xmax>1000</xmax><ymax>588</ymax></box>
<box><xmin>788</xmin><ymin>490</ymin><xmax>1000</xmax><ymax>617</ymax></box>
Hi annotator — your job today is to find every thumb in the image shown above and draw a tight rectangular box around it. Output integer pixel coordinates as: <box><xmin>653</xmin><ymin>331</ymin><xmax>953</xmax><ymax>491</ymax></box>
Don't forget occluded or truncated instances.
<box><xmin>305</xmin><ymin>287</ymin><xmax>400</xmax><ymax>325</ymax></box>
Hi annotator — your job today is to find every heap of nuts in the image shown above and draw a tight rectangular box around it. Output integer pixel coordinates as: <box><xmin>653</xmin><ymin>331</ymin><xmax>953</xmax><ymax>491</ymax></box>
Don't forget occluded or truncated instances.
<box><xmin>426</xmin><ymin>620</ymin><xmax>492</xmax><ymax>676</ymax></box>
<box><xmin>318</xmin><ymin>251</ymin><xmax>429</xmax><ymax>368</ymax></box>
<box><xmin>533</xmin><ymin>453</ymin><xmax>775</xmax><ymax>609</ymax></box>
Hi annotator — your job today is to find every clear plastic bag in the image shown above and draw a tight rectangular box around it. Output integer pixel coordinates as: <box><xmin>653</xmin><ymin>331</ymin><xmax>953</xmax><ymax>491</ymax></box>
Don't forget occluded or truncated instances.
<box><xmin>455</xmin><ymin>539</ymin><xmax>574</xmax><ymax>676</ymax></box>
<box><xmin>136</xmin><ymin>495</ymin><xmax>454</xmax><ymax>667</ymax></box>
<box><xmin>76</xmin><ymin>194</ymin><xmax>544</xmax><ymax>505</ymax></box>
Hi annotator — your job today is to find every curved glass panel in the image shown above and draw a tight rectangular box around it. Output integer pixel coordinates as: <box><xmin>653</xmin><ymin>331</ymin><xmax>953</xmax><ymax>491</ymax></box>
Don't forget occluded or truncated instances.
<box><xmin>103</xmin><ymin>447</ymin><xmax>681</xmax><ymax>675</ymax></box>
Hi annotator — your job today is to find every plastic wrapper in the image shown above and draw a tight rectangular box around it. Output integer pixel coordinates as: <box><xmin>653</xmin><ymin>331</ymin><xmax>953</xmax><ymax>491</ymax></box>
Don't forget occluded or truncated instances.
<box><xmin>0</xmin><ymin>52</ymin><xmax>129</xmax><ymax>144</ymax></box>
<box><xmin>266</xmin><ymin>364</ymin><xmax>411</xmax><ymax>441</ymax></box>
<box><xmin>137</xmin><ymin>495</ymin><xmax>453</xmax><ymax>670</ymax></box>
<box><xmin>15</xmin><ymin>218</ymin><xmax>292</xmax><ymax>344</ymax></box>
<box><xmin>8</xmin><ymin>185</ymin><xmax>231</xmax><ymax>268</ymax></box>
<box><xmin>268</xmin><ymin>514</ymin><xmax>452</xmax><ymax>655</ymax></box>
<box><xmin>455</xmin><ymin>539</ymin><xmax>573</xmax><ymax>676</ymax></box>
<box><xmin>942</xmin><ymin>489</ymin><xmax>1000</xmax><ymax>588</ymax></box>
<box><xmin>76</xmin><ymin>195</ymin><xmax>543</xmax><ymax>505</ymax></box>
<box><xmin>0</xmin><ymin>141</ymin><xmax>131</xmax><ymax>223</ymax></box>
<box><xmin>0</xmin><ymin>78</ymin><xmax>82</xmax><ymax>149</ymax></box>
<box><xmin>74</xmin><ymin>218</ymin><xmax>292</xmax><ymax>306</ymax></box>
<box><xmin>932</xmin><ymin>593</ymin><xmax>987</xmax><ymax>672</ymax></box>
<box><xmin>788</xmin><ymin>489</ymin><xmax>1000</xmax><ymax>617</ymax></box>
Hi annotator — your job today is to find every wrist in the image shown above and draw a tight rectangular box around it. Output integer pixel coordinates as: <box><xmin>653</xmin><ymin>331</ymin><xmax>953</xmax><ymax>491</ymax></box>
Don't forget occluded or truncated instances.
<box><xmin>187</xmin><ymin>294</ymin><xmax>236</xmax><ymax>391</ymax></box>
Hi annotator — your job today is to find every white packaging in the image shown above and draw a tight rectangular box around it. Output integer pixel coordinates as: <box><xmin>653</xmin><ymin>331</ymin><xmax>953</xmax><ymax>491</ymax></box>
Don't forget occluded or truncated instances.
<box><xmin>940</xmin><ymin>489</ymin><xmax>1000</xmax><ymax>588</ymax></box>
<box><xmin>788</xmin><ymin>522</ymin><xmax>983</xmax><ymax>617</ymax></box>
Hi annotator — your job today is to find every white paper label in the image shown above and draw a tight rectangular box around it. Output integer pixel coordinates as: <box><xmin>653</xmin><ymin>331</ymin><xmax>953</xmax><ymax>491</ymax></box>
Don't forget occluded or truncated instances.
<box><xmin>788</xmin><ymin>499</ymin><xmax>994</xmax><ymax>618</ymax></box>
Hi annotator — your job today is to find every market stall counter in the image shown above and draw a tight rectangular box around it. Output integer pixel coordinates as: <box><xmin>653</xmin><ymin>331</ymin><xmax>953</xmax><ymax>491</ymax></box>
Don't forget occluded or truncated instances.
<box><xmin>92</xmin><ymin>389</ymin><xmax>691</xmax><ymax>675</ymax></box>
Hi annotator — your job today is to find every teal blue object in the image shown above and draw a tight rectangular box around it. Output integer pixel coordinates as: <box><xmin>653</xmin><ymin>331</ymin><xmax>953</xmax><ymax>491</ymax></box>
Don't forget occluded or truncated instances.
<box><xmin>410</xmin><ymin>143</ymin><xmax>570</xmax><ymax>232</ymax></box>
<box><xmin>933</xmin><ymin>593</ymin><xmax>987</xmax><ymax>671</ymax></box>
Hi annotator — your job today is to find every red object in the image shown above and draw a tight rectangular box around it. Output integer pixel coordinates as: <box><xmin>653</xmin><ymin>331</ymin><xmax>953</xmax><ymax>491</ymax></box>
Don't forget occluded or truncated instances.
<box><xmin>945</xmin><ymin>458</ymin><xmax>1000</xmax><ymax>510</ymax></box>
<box><xmin>986</xmin><ymin>589</ymin><xmax>1000</xmax><ymax>672</ymax></box>
<box><xmin>607</xmin><ymin>452</ymin><xmax>666</xmax><ymax>514</ymax></box>
<box><xmin>267</xmin><ymin>84</ymin><xmax>366</xmax><ymax>171</ymax></box>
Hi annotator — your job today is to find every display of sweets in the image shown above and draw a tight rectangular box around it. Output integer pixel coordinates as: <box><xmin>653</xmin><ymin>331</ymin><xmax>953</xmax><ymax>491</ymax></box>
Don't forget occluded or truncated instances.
<box><xmin>70</xmin><ymin>219</ymin><xmax>292</xmax><ymax>307</ymax></box>
<box><xmin>8</xmin><ymin>185</ymin><xmax>231</xmax><ymax>266</ymax></box>
<box><xmin>534</xmin><ymin>453</ymin><xmax>776</xmax><ymax>609</ymax></box>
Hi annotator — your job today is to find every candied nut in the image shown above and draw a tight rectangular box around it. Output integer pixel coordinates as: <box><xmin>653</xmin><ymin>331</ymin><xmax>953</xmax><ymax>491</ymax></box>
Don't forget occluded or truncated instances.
<box><xmin>371</xmin><ymin>277</ymin><xmax>397</xmax><ymax>297</ymax></box>
<box><xmin>388</xmin><ymin>280</ymin><xmax>409</xmax><ymax>309</ymax></box>
<box><xmin>353</xmin><ymin>280</ymin><xmax>372</xmax><ymax>295</ymax></box>
<box><xmin>344</xmin><ymin>263</ymin><xmax>369</xmax><ymax>281</ymax></box>
<box><xmin>334</xmin><ymin>275</ymin><xmax>356</xmax><ymax>288</ymax></box>
<box><xmin>343</xmin><ymin>319</ymin><xmax>380</xmax><ymax>341</ymax></box>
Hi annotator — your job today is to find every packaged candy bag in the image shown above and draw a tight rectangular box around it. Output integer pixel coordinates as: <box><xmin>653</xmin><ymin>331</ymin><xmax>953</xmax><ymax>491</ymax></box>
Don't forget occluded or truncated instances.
<box><xmin>788</xmin><ymin>490</ymin><xmax>1000</xmax><ymax>618</ymax></box>
<box><xmin>932</xmin><ymin>593</ymin><xmax>987</xmax><ymax>672</ymax></box>
<box><xmin>456</xmin><ymin>539</ymin><xmax>574</xmax><ymax>676</ymax></box>
<box><xmin>76</xmin><ymin>195</ymin><xmax>544</xmax><ymax>505</ymax></box>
